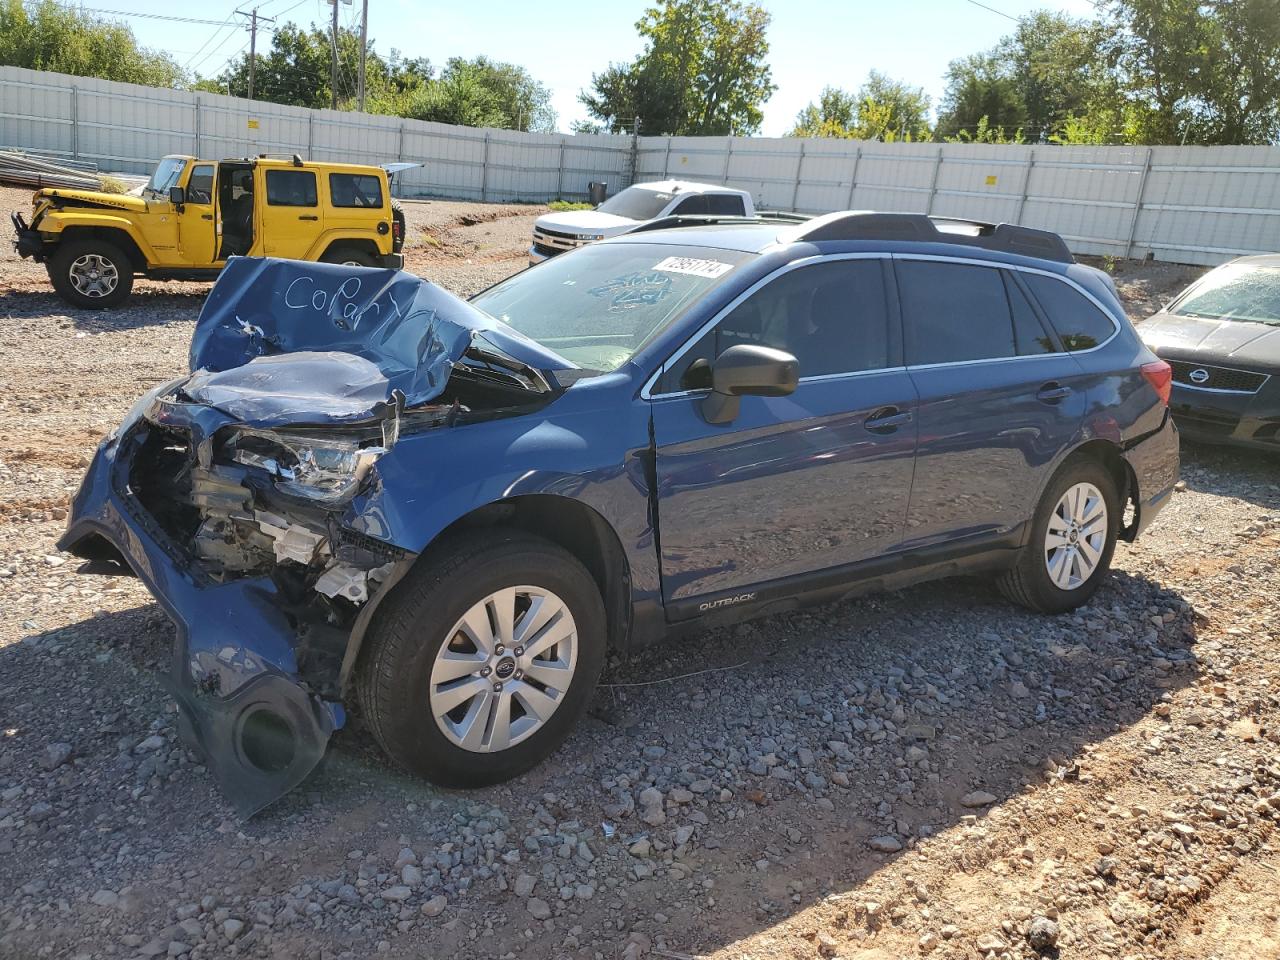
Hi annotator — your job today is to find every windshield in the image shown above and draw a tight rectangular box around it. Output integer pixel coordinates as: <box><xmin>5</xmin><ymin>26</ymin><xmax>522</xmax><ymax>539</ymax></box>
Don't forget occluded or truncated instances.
<box><xmin>145</xmin><ymin>157</ymin><xmax>186</xmax><ymax>198</ymax></box>
<box><xmin>470</xmin><ymin>243</ymin><xmax>752</xmax><ymax>372</ymax></box>
<box><xmin>1171</xmin><ymin>263</ymin><xmax>1280</xmax><ymax>326</ymax></box>
<box><xmin>597</xmin><ymin>186</ymin><xmax>676</xmax><ymax>221</ymax></box>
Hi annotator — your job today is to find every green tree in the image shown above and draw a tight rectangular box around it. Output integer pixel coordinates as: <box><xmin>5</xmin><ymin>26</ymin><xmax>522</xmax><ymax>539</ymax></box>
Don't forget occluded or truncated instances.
<box><xmin>935</xmin><ymin>53</ymin><xmax>1025</xmax><ymax>140</ymax></box>
<box><xmin>578</xmin><ymin>0</ymin><xmax>776</xmax><ymax>136</ymax></box>
<box><xmin>0</xmin><ymin>0</ymin><xmax>184</xmax><ymax>87</ymax></box>
<box><xmin>999</xmin><ymin>12</ymin><xmax>1107</xmax><ymax>142</ymax></box>
<box><xmin>790</xmin><ymin>73</ymin><xmax>931</xmax><ymax>141</ymax></box>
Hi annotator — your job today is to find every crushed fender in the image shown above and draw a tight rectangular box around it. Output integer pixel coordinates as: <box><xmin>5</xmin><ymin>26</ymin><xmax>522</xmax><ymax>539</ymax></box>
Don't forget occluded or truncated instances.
<box><xmin>58</xmin><ymin>258</ymin><xmax>577</xmax><ymax>817</ymax></box>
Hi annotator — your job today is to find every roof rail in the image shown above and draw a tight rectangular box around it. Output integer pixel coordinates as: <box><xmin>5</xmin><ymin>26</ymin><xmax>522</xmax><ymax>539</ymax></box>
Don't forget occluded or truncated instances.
<box><xmin>788</xmin><ymin>211</ymin><xmax>1074</xmax><ymax>263</ymax></box>
<box><xmin>626</xmin><ymin>211</ymin><xmax>812</xmax><ymax>234</ymax></box>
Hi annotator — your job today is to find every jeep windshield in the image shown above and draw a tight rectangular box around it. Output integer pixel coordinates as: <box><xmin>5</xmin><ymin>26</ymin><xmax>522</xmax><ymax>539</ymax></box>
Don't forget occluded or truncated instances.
<box><xmin>596</xmin><ymin>186</ymin><xmax>675</xmax><ymax>221</ymax></box>
<box><xmin>470</xmin><ymin>243</ymin><xmax>752</xmax><ymax>372</ymax></box>
<box><xmin>143</xmin><ymin>157</ymin><xmax>186</xmax><ymax>199</ymax></box>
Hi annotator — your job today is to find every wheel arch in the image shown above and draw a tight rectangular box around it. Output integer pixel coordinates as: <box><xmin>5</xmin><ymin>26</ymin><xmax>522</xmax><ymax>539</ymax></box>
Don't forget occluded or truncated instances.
<box><xmin>1054</xmin><ymin>439</ymin><xmax>1139</xmax><ymax>541</ymax></box>
<box><xmin>315</xmin><ymin>233</ymin><xmax>385</xmax><ymax>261</ymax></box>
<box><xmin>56</xmin><ymin>224</ymin><xmax>149</xmax><ymax>271</ymax></box>
<box><xmin>338</xmin><ymin>493</ymin><xmax>632</xmax><ymax>694</ymax></box>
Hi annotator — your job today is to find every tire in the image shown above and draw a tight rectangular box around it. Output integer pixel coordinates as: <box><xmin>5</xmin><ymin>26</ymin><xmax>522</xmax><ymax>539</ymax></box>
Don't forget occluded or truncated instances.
<box><xmin>48</xmin><ymin>238</ymin><xmax>134</xmax><ymax>309</ymax></box>
<box><xmin>321</xmin><ymin>246</ymin><xmax>377</xmax><ymax>267</ymax></box>
<box><xmin>997</xmin><ymin>456</ymin><xmax>1120</xmax><ymax>614</ymax></box>
<box><xmin>390</xmin><ymin>200</ymin><xmax>406</xmax><ymax>253</ymax></box>
<box><xmin>357</xmin><ymin>531</ymin><xmax>606</xmax><ymax>788</ymax></box>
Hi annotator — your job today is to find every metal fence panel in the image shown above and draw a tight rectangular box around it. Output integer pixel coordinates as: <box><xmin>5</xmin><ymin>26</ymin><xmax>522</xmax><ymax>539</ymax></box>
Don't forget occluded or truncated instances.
<box><xmin>4</xmin><ymin>67</ymin><xmax>1280</xmax><ymax>265</ymax></box>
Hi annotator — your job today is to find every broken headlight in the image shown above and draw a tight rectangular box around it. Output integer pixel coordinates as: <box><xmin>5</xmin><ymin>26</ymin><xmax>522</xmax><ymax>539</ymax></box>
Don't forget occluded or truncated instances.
<box><xmin>227</xmin><ymin>429</ymin><xmax>386</xmax><ymax>504</ymax></box>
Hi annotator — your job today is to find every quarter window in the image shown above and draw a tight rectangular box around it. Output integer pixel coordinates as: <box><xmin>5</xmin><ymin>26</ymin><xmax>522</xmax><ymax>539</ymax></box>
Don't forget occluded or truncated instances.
<box><xmin>1023</xmin><ymin>274</ymin><xmax>1117</xmax><ymax>351</ymax></box>
<box><xmin>265</xmin><ymin>170</ymin><xmax>317</xmax><ymax>207</ymax></box>
<box><xmin>329</xmin><ymin>172</ymin><xmax>383</xmax><ymax>208</ymax></box>
<box><xmin>663</xmin><ymin>259</ymin><xmax>892</xmax><ymax>391</ymax></box>
<box><xmin>899</xmin><ymin>260</ymin><xmax>1056</xmax><ymax>364</ymax></box>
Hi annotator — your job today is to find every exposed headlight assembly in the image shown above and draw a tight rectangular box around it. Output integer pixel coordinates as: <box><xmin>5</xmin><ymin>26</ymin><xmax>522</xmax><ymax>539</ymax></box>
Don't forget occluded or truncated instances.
<box><xmin>228</xmin><ymin>429</ymin><xmax>386</xmax><ymax>504</ymax></box>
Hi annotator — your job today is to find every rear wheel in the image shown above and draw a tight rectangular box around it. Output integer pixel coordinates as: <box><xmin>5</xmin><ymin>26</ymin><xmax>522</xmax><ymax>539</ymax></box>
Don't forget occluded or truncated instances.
<box><xmin>48</xmin><ymin>239</ymin><xmax>134</xmax><ymax>308</ymax></box>
<box><xmin>321</xmin><ymin>246</ymin><xmax>377</xmax><ymax>267</ymax></box>
<box><xmin>358</xmin><ymin>531</ymin><xmax>606</xmax><ymax>788</ymax></box>
<box><xmin>998</xmin><ymin>457</ymin><xmax>1120</xmax><ymax>614</ymax></box>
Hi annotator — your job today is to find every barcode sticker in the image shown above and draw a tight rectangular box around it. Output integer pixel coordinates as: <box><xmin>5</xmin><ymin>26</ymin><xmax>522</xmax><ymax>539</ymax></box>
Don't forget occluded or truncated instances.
<box><xmin>653</xmin><ymin>256</ymin><xmax>734</xmax><ymax>279</ymax></box>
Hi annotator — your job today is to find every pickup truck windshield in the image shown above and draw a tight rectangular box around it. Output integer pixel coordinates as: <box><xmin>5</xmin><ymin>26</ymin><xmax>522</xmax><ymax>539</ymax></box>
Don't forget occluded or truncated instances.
<box><xmin>471</xmin><ymin>243</ymin><xmax>751</xmax><ymax>372</ymax></box>
<box><xmin>144</xmin><ymin>158</ymin><xmax>186</xmax><ymax>198</ymax></box>
<box><xmin>1171</xmin><ymin>264</ymin><xmax>1280</xmax><ymax>326</ymax></box>
<box><xmin>597</xmin><ymin>187</ymin><xmax>675</xmax><ymax>221</ymax></box>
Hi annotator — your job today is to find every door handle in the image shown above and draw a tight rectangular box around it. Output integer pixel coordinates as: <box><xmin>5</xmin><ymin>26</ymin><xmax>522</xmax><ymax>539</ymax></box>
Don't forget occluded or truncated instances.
<box><xmin>201</xmin><ymin>214</ymin><xmax>213</xmax><ymax>220</ymax></box>
<box><xmin>1037</xmin><ymin>381</ymin><xmax>1072</xmax><ymax>403</ymax></box>
<box><xmin>865</xmin><ymin>406</ymin><xmax>912</xmax><ymax>434</ymax></box>
<box><xmin>298</xmin><ymin>215</ymin><xmax>319</xmax><ymax>221</ymax></box>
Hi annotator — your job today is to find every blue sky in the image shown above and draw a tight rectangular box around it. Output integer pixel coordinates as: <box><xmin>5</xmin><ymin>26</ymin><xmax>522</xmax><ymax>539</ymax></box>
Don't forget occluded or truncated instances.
<box><xmin>111</xmin><ymin>0</ymin><xmax>1097</xmax><ymax>135</ymax></box>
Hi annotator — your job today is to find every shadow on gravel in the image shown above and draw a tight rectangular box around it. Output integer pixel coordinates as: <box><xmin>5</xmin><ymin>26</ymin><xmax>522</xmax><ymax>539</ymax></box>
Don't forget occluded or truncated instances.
<box><xmin>1180</xmin><ymin>440</ymin><xmax>1280</xmax><ymax>510</ymax></box>
<box><xmin>0</xmin><ymin>289</ymin><xmax>207</xmax><ymax>331</ymax></box>
<box><xmin>0</xmin><ymin>562</ymin><xmax>1199</xmax><ymax>959</ymax></box>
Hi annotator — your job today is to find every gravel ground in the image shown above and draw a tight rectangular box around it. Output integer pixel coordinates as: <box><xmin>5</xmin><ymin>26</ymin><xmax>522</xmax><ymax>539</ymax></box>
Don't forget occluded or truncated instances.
<box><xmin>2</xmin><ymin>184</ymin><xmax>1278</xmax><ymax>960</ymax></box>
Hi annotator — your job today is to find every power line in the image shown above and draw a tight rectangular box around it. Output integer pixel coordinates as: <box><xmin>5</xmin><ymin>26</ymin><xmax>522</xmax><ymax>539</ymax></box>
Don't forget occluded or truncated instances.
<box><xmin>67</xmin><ymin>6</ymin><xmax>236</xmax><ymax>26</ymax></box>
<box><xmin>960</xmin><ymin>0</ymin><xmax>1019</xmax><ymax>21</ymax></box>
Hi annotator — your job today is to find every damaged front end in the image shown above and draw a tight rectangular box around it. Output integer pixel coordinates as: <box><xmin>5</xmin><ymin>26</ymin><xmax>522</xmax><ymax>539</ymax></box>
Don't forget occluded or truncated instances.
<box><xmin>59</xmin><ymin>258</ymin><xmax>573</xmax><ymax>816</ymax></box>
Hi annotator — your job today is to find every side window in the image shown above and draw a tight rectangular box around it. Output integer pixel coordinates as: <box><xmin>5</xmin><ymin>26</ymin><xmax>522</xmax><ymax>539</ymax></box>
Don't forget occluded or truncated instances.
<box><xmin>1005</xmin><ymin>273</ymin><xmax>1057</xmax><ymax>356</ymax></box>
<box><xmin>1023</xmin><ymin>274</ymin><xmax>1117</xmax><ymax>351</ymax></box>
<box><xmin>265</xmin><ymin>170</ymin><xmax>318</xmax><ymax>207</ymax></box>
<box><xmin>704</xmin><ymin>194</ymin><xmax>746</xmax><ymax>216</ymax></box>
<box><xmin>186</xmin><ymin>164</ymin><xmax>214</xmax><ymax>204</ymax></box>
<box><xmin>898</xmin><ymin>260</ymin><xmax>1017</xmax><ymax>365</ymax></box>
<box><xmin>329</xmin><ymin>172</ymin><xmax>383</xmax><ymax>208</ymax></box>
<box><xmin>672</xmin><ymin>195</ymin><xmax>709</xmax><ymax>216</ymax></box>
<box><xmin>661</xmin><ymin>259</ymin><xmax>891</xmax><ymax>391</ymax></box>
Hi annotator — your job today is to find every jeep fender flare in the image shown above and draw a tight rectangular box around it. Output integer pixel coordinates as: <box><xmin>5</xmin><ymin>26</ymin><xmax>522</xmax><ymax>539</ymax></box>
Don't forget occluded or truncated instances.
<box><xmin>45</xmin><ymin>214</ymin><xmax>158</xmax><ymax>267</ymax></box>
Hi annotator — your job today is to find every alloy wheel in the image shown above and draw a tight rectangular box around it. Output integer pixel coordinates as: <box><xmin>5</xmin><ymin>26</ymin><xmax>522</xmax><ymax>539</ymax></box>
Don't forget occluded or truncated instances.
<box><xmin>1044</xmin><ymin>481</ymin><xmax>1108</xmax><ymax>590</ymax></box>
<box><xmin>68</xmin><ymin>253</ymin><xmax>119</xmax><ymax>298</ymax></box>
<box><xmin>428</xmin><ymin>586</ymin><xmax>578</xmax><ymax>752</ymax></box>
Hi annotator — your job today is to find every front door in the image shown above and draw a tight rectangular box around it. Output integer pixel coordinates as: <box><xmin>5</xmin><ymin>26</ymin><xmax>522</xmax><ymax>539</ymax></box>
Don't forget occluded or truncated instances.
<box><xmin>893</xmin><ymin>257</ymin><xmax>1088</xmax><ymax>548</ymax></box>
<box><xmin>176</xmin><ymin>162</ymin><xmax>218</xmax><ymax>265</ymax></box>
<box><xmin>651</xmin><ymin>257</ymin><xmax>918</xmax><ymax>615</ymax></box>
<box><xmin>257</xmin><ymin>167</ymin><xmax>321</xmax><ymax>260</ymax></box>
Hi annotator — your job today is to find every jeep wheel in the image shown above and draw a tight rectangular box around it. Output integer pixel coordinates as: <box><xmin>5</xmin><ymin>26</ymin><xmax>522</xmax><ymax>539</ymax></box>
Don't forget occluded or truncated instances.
<box><xmin>358</xmin><ymin>531</ymin><xmax>605</xmax><ymax>788</ymax></box>
<box><xmin>997</xmin><ymin>456</ymin><xmax>1120</xmax><ymax>614</ymax></box>
<box><xmin>321</xmin><ymin>246</ymin><xmax>377</xmax><ymax>267</ymax></box>
<box><xmin>49</xmin><ymin>239</ymin><xmax>134</xmax><ymax>309</ymax></box>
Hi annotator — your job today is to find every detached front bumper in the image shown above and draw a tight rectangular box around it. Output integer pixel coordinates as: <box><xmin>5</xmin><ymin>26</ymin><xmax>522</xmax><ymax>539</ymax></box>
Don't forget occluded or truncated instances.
<box><xmin>11</xmin><ymin>211</ymin><xmax>46</xmax><ymax>261</ymax></box>
<box><xmin>58</xmin><ymin>408</ymin><xmax>347</xmax><ymax>818</ymax></box>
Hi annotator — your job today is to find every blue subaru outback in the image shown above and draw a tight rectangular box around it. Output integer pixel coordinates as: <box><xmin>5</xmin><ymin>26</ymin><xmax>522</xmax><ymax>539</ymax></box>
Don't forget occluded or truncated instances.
<box><xmin>59</xmin><ymin>211</ymin><xmax>1179</xmax><ymax>814</ymax></box>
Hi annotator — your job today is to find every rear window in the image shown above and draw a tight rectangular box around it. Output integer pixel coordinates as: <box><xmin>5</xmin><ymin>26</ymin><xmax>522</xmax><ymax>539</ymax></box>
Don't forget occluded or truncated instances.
<box><xmin>1024</xmin><ymin>274</ymin><xmax>1117</xmax><ymax>350</ymax></box>
<box><xmin>329</xmin><ymin>172</ymin><xmax>383</xmax><ymax>208</ymax></box>
<box><xmin>265</xmin><ymin>170</ymin><xmax>317</xmax><ymax>207</ymax></box>
<box><xmin>899</xmin><ymin>261</ymin><xmax>1014</xmax><ymax>364</ymax></box>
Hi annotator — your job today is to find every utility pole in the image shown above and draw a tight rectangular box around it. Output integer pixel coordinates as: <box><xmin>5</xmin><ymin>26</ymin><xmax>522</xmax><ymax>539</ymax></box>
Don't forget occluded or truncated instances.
<box><xmin>236</xmin><ymin>8</ymin><xmax>274</xmax><ymax>101</ymax></box>
<box><xmin>357</xmin><ymin>0</ymin><xmax>368</xmax><ymax>112</ymax></box>
<box><xmin>330</xmin><ymin>0</ymin><xmax>340</xmax><ymax>109</ymax></box>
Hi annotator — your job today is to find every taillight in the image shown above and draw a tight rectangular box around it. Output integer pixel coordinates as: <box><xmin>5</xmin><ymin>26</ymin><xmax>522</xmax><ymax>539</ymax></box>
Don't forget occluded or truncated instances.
<box><xmin>1141</xmin><ymin>359</ymin><xmax>1172</xmax><ymax>406</ymax></box>
<box><xmin>392</xmin><ymin>220</ymin><xmax>403</xmax><ymax>242</ymax></box>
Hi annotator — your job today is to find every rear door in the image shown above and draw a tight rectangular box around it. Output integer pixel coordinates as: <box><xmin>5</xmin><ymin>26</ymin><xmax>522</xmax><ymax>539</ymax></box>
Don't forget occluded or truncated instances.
<box><xmin>257</xmin><ymin>167</ymin><xmax>321</xmax><ymax>261</ymax></box>
<box><xmin>895</xmin><ymin>257</ymin><xmax>1087</xmax><ymax>548</ymax></box>
<box><xmin>650</xmin><ymin>256</ymin><xmax>919</xmax><ymax>614</ymax></box>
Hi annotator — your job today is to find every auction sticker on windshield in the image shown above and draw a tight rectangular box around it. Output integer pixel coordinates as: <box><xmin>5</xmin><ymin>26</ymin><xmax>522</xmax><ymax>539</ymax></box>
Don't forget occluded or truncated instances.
<box><xmin>654</xmin><ymin>256</ymin><xmax>735</xmax><ymax>279</ymax></box>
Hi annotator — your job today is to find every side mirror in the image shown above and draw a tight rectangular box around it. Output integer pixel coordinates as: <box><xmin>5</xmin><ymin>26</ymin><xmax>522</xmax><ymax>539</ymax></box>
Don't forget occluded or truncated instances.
<box><xmin>168</xmin><ymin>186</ymin><xmax>186</xmax><ymax>209</ymax></box>
<box><xmin>702</xmin><ymin>344</ymin><xmax>799</xmax><ymax>424</ymax></box>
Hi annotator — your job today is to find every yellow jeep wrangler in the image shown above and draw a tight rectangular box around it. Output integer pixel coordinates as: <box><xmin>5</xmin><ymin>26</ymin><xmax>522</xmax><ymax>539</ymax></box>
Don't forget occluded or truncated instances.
<box><xmin>11</xmin><ymin>154</ymin><xmax>407</xmax><ymax>308</ymax></box>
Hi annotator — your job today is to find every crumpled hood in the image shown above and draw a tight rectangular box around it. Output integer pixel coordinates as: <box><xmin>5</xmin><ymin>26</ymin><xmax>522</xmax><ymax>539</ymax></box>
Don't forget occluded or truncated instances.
<box><xmin>1140</xmin><ymin>311</ymin><xmax>1280</xmax><ymax>369</ymax></box>
<box><xmin>182</xmin><ymin>258</ymin><xmax>576</xmax><ymax>426</ymax></box>
<box><xmin>534</xmin><ymin>209</ymin><xmax>638</xmax><ymax>237</ymax></box>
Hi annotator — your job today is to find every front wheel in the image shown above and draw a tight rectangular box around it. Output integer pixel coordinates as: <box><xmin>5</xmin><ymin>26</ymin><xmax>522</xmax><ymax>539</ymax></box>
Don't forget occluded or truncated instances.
<box><xmin>48</xmin><ymin>239</ymin><xmax>134</xmax><ymax>308</ymax></box>
<box><xmin>998</xmin><ymin>457</ymin><xmax>1120</xmax><ymax>614</ymax></box>
<box><xmin>358</xmin><ymin>531</ymin><xmax>606</xmax><ymax>788</ymax></box>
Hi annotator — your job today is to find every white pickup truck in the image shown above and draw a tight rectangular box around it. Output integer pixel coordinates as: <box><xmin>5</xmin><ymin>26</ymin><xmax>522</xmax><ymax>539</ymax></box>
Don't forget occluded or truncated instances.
<box><xmin>529</xmin><ymin>180</ymin><xmax>755</xmax><ymax>264</ymax></box>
